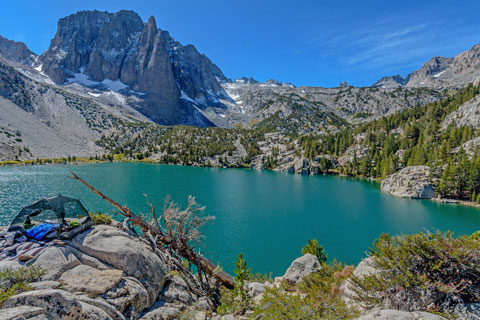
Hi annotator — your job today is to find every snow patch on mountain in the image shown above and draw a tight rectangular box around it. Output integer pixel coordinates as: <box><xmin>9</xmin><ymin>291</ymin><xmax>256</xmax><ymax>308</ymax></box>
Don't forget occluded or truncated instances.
<box><xmin>101</xmin><ymin>79</ymin><xmax>129</xmax><ymax>92</ymax></box>
<box><xmin>180</xmin><ymin>90</ymin><xmax>196</xmax><ymax>104</ymax></box>
<box><xmin>433</xmin><ymin>70</ymin><xmax>446</xmax><ymax>78</ymax></box>
<box><xmin>66</xmin><ymin>67</ymin><xmax>129</xmax><ymax>93</ymax></box>
<box><xmin>67</xmin><ymin>71</ymin><xmax>99</xmax><ymax>87</ymax></box>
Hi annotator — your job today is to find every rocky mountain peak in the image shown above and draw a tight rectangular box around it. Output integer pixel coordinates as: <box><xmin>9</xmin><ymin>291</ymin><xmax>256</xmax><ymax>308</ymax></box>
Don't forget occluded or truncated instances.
<box><xmin>146</xmin><ymin>15</ymin><xmax>157</xmax><ymax>29</ymax></box>
<box><xmin>235</xmin><ymin>76</ymin><xmax>259</xmax><ymax>84</ymax></box>
<box><xmin>39</xmin><ymin>10</ymin><xmax>144</xmax><ymax>83</ymax></box>
<box><xmin>373</xmin><ymin>44</ymin><xmax>480</xmax><ymax>89</ymax></box>
<box><xmin>416</xmin><ymin>56</ymin><xmax>453</xmax><ymax>76</ymax></box>
<box><xmin>401</xmin><ymin>56</ymin><xmax>453</xmax><ymax>87</ymax></box>
<box><xmin>372</xmin><ymin>75</ymin><xmax>407</xmax><ymax>88</ymax></box>
<box><xmin>37</xmin><ymin>10</ymin><xmax>229</xmax><ymax>126</ymax></box>
<box><xmin>265</xmin><ymin>79</ymin><xmax>283</xmax><ymax>86</ymax></box>
<box><xmin>0</xmin><ymin>36</ymin><xmax>37</xmax><ymax>66</ymax></box>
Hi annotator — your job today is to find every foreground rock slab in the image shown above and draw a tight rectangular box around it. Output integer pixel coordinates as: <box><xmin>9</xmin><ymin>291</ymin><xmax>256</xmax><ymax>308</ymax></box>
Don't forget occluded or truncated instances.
<box><xmin>3</xmin><ymin>289</ymin><xmax>83</xmax><ymax>319</ymax></box>
<box><xmin>0</xmin><ymin>224</ymin><xmax>224</xmax><ymax>319</ymax></box>
<box><xmin>60</xmin><ymin>267</ymin><xmax>124</xmax><ymax>296</ymax></box>
<box><xmin>68</xmin><ymin>225</ymin><xmax>170</xmax><ymax>304</ymax></box>
<box><xmin>0</xmin><ymin>305</ymin><xmax>46</xmax><ymax>320</ymax></box>
<box><xmin>355</xmin><ymin>309</ymin><xmax>447</xmax><ymax>320</ymax></box>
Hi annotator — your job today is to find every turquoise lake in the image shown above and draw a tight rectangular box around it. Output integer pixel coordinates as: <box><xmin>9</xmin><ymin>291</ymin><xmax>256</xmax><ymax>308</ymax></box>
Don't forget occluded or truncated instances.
<box><xmin>1</xmin><ymin>162</ymin><xmax>480</xmax><ymax>275</ymax></box>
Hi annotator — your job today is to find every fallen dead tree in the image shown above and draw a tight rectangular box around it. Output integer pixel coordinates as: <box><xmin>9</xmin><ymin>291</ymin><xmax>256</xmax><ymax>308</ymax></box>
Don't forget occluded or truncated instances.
<box><xmin>69</xmin><ymin>172</ymin><xmax>234</xmax><ymax>290</ymax></box>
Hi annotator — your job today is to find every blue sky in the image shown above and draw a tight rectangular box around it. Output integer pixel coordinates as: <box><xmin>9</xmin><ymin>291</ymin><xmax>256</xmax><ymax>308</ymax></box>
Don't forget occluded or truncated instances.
<box><xmin>1</xmin><ymin>0</ymin><xmax>479</xmax><ymax>87</ymax></box>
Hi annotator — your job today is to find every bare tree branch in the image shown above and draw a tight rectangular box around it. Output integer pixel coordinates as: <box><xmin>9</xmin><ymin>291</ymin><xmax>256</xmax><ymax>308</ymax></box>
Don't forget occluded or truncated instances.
<box><xmin>68</xmin><ymin>172</ymin><xmax>234</xmax><ymax>289</ymax></box>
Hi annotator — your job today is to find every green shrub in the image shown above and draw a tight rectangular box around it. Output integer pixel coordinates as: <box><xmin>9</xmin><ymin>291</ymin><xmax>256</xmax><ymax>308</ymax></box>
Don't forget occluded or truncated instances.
<box><xmin>251</xmin><ymin>272</ymin><xmax>273</xmax><ymax>283</ymax></box>
<box><xmin>301</xmin><ymin>239</ymin><xmax>328</xmax><ymax>264</ymax></box>
<box><xmin>0</xmin><ymin>265</ymin><xmax>45</xmax><ymax>306</ymax></box>
<box><xmin>351</xmin><ymin>231</ymin><xmax>480</xmax><ymax>313</ymax></box>
<box><xmin>253</xmin><ymin>260</ymin><xmax>358</xmax><ymax>319</ymax></box>
<box><xmin>469</xmin><ymin>230</ymin><xmax>480</xmax><ymax>241</ymax></box>
<box><xmin>89</xmin><ymin>212</ymin><xmax>112</xmax><ymax>225</ymax></box>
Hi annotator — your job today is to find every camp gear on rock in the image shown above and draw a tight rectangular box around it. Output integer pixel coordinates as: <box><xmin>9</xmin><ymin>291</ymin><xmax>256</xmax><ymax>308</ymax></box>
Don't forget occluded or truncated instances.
<box><xmin>18</xmin><ymin>254</ymin><xmax>34</xmax><ymax>261</ymax></box>
<box><xmin>4</xmin><ymin>233</ymin><xmax>15</xmax><ymax>246</ymax></box>
<box><xmin>6</xmin><ymin>248</ymin><xmax>16</xmax><ymax>257</ymax></box>
<box><xmin>59</xmin><ymin>219</ymin><xmax>95</xmax><ymax>240</ymax></box>
<box><xmin>0</xmin><ymin>239</ymin><xmax>51</xmax><ymax>261</ymax></box>
<box><xmin>7</xmin><ymin>195</ymin><xmax>90</xmax><ymax>233</ymax></box>
<box><xmin>53</xmin><ymin>239</ymin><xmax>66</xmax><ymax>246</ymax></box>
<box><xmin>7</xmin><ymin>225</ymin><xmax>25</xmax><ymax>233</ymax></box>
<box><xmin>43</xmin><ymin>229</ymin><xmax>59</xmax><ymax>241</ymax></box>
<box><xmin>69</xmin><ymin>220</ymin><xmax>81</xmax><ymax>228</ymax></box>
<box><xmin>25</xmin><ymin>223</ymin><xmax>59</xmax><ymax>240</ymax></box>
<box><xmin>1</xmin><ymin>195</ymin><xmax>94</xmax><ymax>262</ymax></box>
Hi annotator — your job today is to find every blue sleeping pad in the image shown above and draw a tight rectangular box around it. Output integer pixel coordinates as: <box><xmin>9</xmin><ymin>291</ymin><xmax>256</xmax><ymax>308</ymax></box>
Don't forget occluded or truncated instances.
<box><xmin>25</xmin><ymin>223</ymin><xmax>59</xmax><ymax>240</ymax></box>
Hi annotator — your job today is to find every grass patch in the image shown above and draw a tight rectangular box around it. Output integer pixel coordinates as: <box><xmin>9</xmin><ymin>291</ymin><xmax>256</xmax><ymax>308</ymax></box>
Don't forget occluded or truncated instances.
<box><xmin>89</xmin><ymin>212</ymin><xmax>112</xmax><ymax>225</ymax></box>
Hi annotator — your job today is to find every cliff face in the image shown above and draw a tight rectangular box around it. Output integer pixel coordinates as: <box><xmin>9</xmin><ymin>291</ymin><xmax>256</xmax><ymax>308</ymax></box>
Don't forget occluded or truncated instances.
<box><xmin>38</xmin><ymin>10</ymin><xmax>228</xmax><ymax>126</ymax></box>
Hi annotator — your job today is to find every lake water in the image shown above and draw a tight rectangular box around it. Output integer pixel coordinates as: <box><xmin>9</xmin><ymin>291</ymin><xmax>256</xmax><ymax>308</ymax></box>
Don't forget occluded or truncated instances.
<box><xmin>1</xmin><ymin>163</ymin><xmax>480</xmax><ymax>275</ymax></box>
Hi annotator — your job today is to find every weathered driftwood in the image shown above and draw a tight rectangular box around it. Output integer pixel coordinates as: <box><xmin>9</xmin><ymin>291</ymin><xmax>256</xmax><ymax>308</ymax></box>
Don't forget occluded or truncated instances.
<box><xmin>69</xmin><ymin>172</ymin><xmax>234</xmax><ymax>289</ymax></box>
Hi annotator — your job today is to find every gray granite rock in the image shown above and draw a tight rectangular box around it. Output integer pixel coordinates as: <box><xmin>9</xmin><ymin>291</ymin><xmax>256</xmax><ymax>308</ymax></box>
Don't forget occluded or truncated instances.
<box><xmin>0</xmin><ymin>305</ymin><xmax>46</xmax><ymax>320</ymax></box>
<box><xmin>282</xmin><ymin>254</ymin><xmax>321</xmax><ymax>285</ymax></box>
<box><xmin>381</xmin><ymin>166</ymin><xmax>436</xmax><ymax>199</ymax></box>
<box><xmin>355</xmin><ymin>309</ymin><xmax>447</xmax><ymax>320</ymax></box>
<box><xmin>3</xmin><ymin>289</ymin><xmax>83</xmax><ymax>319</ymax></box>
<box><xmin>68</xmin><ymin>225</ymin><xmax>170</xmax><ymax>305</ymax></box>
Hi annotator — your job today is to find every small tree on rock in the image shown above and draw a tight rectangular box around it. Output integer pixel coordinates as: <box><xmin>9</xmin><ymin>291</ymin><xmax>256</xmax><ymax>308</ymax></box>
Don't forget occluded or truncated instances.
<box><xmin>302</xmin><ymin>239</ymin><xmax>328</xmax><ymax>265</ymax></box>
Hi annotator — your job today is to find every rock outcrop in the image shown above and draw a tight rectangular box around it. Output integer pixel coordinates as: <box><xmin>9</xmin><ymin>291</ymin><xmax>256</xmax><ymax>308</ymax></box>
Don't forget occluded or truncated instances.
<box><xmin>341</xmin><ymin>257</ymin><xmax>379</xmax><ymax>309</ymax></box>
<box><xmin>279</xmin><ymin>253</ymin><xmax>321</xmax><ymax>285</ymax></box>
<box><xmin>443</xmin><ymin>94</ymin><xmax>480</xmax><ymax>129</ymax></box>
<box><xmin>381</xmin><ymin>166</ymin><xmax>436</xmax><ymax>199</ymax></box>
<box><xmin>0</xmin><ymin>305</ymin><xmax>46</xmax><ymax>319</ymax></box>
<box><xmin>68</xmin><ymin>225</ymin><xmax>170</xmax><ymax>304</ymax></box>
